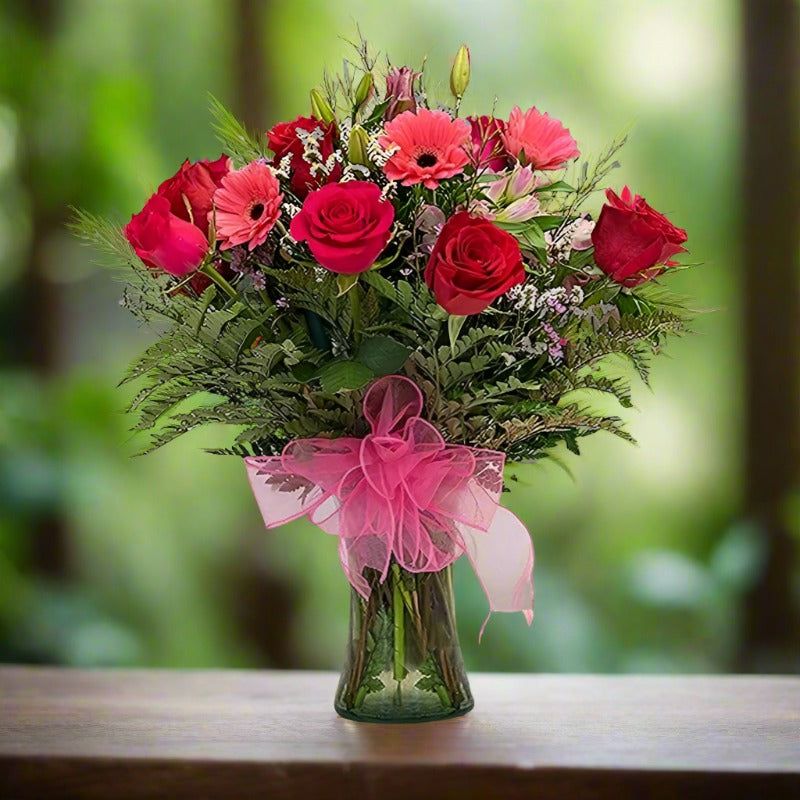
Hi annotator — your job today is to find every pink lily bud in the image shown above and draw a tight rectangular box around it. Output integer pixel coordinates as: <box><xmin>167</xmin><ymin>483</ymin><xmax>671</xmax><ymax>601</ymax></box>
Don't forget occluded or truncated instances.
<box><xmin>494</xmin><ymin>194</ymin><xmax>542</xmax><ymax>223</ymax></box>
<box><xmin>384</xmin><ymin>66</ymin><xmax>420</xmax><ymax>121</ymax></box>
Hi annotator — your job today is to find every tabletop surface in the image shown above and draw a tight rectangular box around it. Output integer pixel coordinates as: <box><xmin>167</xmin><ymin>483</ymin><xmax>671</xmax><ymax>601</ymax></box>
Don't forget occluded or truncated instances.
<box><xmin>1</xmin><ymin>667</ymin><xmax>798</xmax><ymax>799</ymax></box>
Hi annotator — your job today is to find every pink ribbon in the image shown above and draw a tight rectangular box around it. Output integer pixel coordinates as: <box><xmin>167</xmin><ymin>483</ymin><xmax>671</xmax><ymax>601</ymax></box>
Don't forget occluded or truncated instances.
<box><xmin>245</xmin><ymin>375</ymin><xmax>534</xmax><ymax>632</ymax></box>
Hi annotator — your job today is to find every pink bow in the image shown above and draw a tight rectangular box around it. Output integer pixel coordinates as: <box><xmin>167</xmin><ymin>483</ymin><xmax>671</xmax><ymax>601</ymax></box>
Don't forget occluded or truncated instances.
<box><xmin>245</xmin><ymin>375</ymin><xmax>534</xmax><ymax>630</ymax></box>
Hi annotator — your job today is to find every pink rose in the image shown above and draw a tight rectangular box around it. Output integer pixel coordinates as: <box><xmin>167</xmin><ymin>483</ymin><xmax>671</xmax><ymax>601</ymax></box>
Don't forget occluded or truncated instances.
<box><xmin>124</xmin><ymin>194</ymin><xmax>208</xmax><ymax>277</ymax></box>
<box><xmin>289</xmin><ymin>181</ymin><xmax>395</xmax><ymax>274</ymax></box>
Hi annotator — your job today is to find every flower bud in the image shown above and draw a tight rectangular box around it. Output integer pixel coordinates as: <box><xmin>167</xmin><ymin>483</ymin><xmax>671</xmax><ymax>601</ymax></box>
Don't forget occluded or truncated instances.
<box><xmin>353</xmin><ymin>72</ymin><xmax>374</xmax><ymax>111</ymax></box>
<box><xmin>449</xmin><ymin>45</ymin><xmax>471</xmax><ymax>98</ymax></box>
<box><xmin>310</xmin><ymin>88</ymin><xmax>335</xmax><ymax>124</ymax></box>
<box><xmin>347</xmin><ymin>125</ymin><xmax>371</xmax><ymax>166</ymax></box>
<box><xmin>384</xmin><ymin>66</ymin><xmax>420</xmax><ymax>121</ymax></box>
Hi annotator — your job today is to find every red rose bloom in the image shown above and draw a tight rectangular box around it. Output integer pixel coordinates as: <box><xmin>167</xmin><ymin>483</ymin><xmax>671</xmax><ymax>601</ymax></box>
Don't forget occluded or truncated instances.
<box><xmin>155</xmin><ymin>155</ymin><xmax>229</xmax><ymax>236</ymax></box>
<box><xmin>425</xmin><ymin>212</ymin><xmax>525</xmax><ymax>315</ymax></box>
<box><xmin>289</xmin><ymin>181</ymin><xmax>395</xmax><ymax>274</ymax></box>
<box><xmin>591</xmin><ymin>187</ymin><xmax>687</xmax><ymax>286</ymax></box>
<box><xmin>267</xmin><ymin>116</ymin><xmax>341</xmax><ymax>198</ymax></box>
<box><xmin>124</xmin><ymin>194</ymin><xmax>208</xmax><ymax>277</ymax></box>
<box><xmin>467</xmin><ymin>115</ymin><xmax>510</xmax><ymax>172</ymax></box>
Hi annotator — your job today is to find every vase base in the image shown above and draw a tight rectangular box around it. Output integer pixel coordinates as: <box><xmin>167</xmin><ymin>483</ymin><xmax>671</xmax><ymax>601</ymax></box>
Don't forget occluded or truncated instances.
<box><xmin>334</xmin><ymin>697</ymin><xmax>474</xmax><ymax>724</ymax></box>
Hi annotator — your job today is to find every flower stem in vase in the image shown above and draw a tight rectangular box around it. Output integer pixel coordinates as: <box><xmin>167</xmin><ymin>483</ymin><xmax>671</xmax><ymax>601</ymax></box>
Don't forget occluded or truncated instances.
<box><xmin>392</xmin><ymin>563</ymin><xmax>406</xmax><ymax>702</ymax></box>
<box><xmin>334</xmin><ymin>563</ymin><xmax>473</xmax><ymax>722</ymax></box>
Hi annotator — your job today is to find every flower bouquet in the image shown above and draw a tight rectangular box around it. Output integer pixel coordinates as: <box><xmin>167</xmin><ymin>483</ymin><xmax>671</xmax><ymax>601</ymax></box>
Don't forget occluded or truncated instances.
<box><xmin>74</xmin><ymin>40</ymin><xmax>691</xmax><ymax>723</ymax></box>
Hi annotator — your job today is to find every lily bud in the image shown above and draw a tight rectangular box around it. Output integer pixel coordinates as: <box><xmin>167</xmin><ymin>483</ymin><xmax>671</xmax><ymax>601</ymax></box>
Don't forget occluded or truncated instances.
<box><xmin>310</xmin><ymin>88</ymin><xmax>335</xmax><ymax>124</ymax></box>
<box><xmin>347</xmin><ymin>125</ymin><xmax>371</xmax><ymax>166</ymax></box>
<box><xmin>449</xmin><ymin>45</ymin><xmax>471</xmax><ymax>98</ymax></box>
<box><xmin>353</xmin><ymin>73</ymin><xmax>374</xmax><ymax>111</ymax></box>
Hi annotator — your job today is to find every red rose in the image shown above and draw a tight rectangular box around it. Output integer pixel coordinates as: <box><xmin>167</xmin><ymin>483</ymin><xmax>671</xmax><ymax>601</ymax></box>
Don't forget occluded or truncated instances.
<box><xmin>591</xmin><ymin>187</ymin><xmax>687</xmax><ymax>286</ymax></box>
<box><xmin>425</xmin><ymin>212</ymin><xmax>525</xmax><ymax>315</ymax></box>
<box><xmin>289</xmin><ymin>181</ymin><xmax>395</xmax><ymax>274</ymax></box>
<box><xmin>156</xmin><ymin>155</ymin><xmax>229</xmax><ymax>236</ymax></box>
<box><xmin>267</xmin><ymin>116</ymin><xmax>341</xmax><ymax>198</ymax></box>
<box><xmin>467</xmin><ymin>115</ymin><xmax>510</xmax><ymax>172</ymax></box>
<box><xmin>124</xmin><ymin>194</ymin><xmax>208</xmax><ymax>277</ymax></box>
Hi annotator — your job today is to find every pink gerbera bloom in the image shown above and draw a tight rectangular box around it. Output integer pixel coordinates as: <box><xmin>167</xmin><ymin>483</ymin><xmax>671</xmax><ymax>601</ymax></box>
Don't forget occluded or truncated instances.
<box><xmin>503</xmin><ymin>106</ymin><xmax>580</xmax><ymax>171</ymax></box>
<box><xmin>379</xmin><ymin>109</ymin><xmax>471</xmax><ymax>189</ymax></box>
<box><xmin>213</xmin><ymin>162</ymin><xmax>283</xmax><ymax>250</ymax></box>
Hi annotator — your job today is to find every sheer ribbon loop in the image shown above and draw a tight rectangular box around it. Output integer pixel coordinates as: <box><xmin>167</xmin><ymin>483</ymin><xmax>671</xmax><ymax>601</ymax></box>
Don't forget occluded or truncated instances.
<box><xmin>245</xmin><ymin>375</ymin><xmax>534</xmax><ymax>628</ymax></box>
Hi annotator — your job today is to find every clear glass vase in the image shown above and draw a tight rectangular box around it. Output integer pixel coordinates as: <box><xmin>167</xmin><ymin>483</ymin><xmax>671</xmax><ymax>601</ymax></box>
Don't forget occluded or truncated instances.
<box><xmin>334</xmin><ymin>563</ymin><xmax>474</xmax><ymax>722</ymax></box>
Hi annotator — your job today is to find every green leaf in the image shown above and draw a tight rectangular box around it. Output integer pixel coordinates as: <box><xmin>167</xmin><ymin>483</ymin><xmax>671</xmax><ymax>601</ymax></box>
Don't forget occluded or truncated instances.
<box><xmin>356</xmin><ymin>335</ymin><xmax>410</xmax><ymax>375</ymax></box>
<box><xmin>535</xmin><ymin>180</ymin><xmax>574</xmax><ymax>193</ymax></box>
<box><xmin>363</xmin><ymin>99</ymin><xmax>390</xmax><ymax>126</ymax></box>
<box><xmin>533</xmin><ymin>215</ymin><xmax>563</xmax><ymax>231</ymax></box>
<box><xmin>318</xmin><ymin>360</ymin><xmax>375</xmax><ymax>392</ymax></box>
<box><xmin>447</xmin><ymin>314</ymin><xmax>467</xmax><ymax>354</ymax></box>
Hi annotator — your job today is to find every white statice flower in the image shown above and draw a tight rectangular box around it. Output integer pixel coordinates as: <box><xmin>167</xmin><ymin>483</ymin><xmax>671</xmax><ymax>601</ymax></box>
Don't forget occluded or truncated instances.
<box><xmin>296</xmin><ymin>127</ymin><xmax>326</xmax><ymax>173</ymax></box>
<box><xmin>273</xmin><ymin>153</ymin><xmax>293</xmax><ymax>180</ymax></box>
<box><xmin>337</xmin><ymin>118</ymin><xmax>352</xmax><ymax>143</ymax></box>
<box><xmin>341</xmin><ymin>163</ymin><xmax>371</xmax><ymax>182</ymax></box>
<box><xmin>367</xmin><ymin>133</ymin><xmax>399</xmax><ymax>167</ymax></box>
<box><xmin>309</xmin><ymin>150</ymin><xmax>342</xmax><ymax>179</ymax></box>
<box><xmin>380</xmin><ymin>181</ymin><xmax>398</xmax><ymax>201</ymax></box>
<box><xmin>567</xmin><ymin>284</ymin><xmax>585</xmax><ymax>306</ymax></box>
<box><xmin>507</xmin><ymin>282</ymin><xmax>539</xmax><ymax>313</ymax></box>
<box><xmin>283</xmin><ymin>201</ymin><xmax>302</xmax><ymax>218</ymax></box>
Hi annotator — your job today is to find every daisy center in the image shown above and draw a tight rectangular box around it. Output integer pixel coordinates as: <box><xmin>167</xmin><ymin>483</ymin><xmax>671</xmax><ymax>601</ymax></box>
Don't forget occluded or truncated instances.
<box><xmin>415</xmin><ymin>152</ymin><xmax>438</xmax><ymax>168</ymax></box>
<box><xmin>249</xmin><ymin>202</ymin><xmax>265</xmax><ymax>220</ymax></box>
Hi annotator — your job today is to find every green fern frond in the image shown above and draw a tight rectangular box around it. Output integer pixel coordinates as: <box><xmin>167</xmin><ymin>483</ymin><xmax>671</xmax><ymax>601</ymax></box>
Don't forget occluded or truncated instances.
<box><xmin>208</xmin><ymin>94</ymin><xmax>265</xmax><ymax>166</ymax></box>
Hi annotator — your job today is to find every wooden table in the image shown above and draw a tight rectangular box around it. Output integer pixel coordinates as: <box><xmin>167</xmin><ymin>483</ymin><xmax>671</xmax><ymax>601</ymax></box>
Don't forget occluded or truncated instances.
<box><xmin>1</xmin><ymin>668</ymin><xmax>798</xmax><ymax>799</ymax></box>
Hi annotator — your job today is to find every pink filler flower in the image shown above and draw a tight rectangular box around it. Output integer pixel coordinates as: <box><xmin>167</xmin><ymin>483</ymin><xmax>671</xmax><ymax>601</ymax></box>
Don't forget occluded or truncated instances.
<box><xmin>213</xmin><ymin>162</ymin><xmax>283</xmax><ymax>250</ymax></box>
<box><xmin>503</xmin><ymin>106</ymin><xmax>579</xmax><ymax>171</ymax></box>
<box><xmin>379</xmin><ymin>108</ymin><xmax>471</xmax><ymax>189</ymax></box>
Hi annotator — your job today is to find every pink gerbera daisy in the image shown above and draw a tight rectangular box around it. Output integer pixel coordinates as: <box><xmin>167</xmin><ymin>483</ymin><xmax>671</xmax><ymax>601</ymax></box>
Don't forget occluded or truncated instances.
<box><xmin>503</xmin><ymin>106</ymin><xmax>580</xmax><ymax>171</ymax></box>
<box><xmin>213</xmin><ymin>162</ymin><xmax>283</xmax><ymax>250</ymax></box>
<box><xmin>379</xmin><ymin>109</ymin><xmax>471</xmax><ymax>189</ymax></box>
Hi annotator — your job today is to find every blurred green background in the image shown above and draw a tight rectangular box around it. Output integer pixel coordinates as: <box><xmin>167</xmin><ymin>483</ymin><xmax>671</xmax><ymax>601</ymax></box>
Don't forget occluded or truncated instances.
<box><xmin>0</xmin><ymin>0</ymin><xmax>797</xmax><ymax>674</ymax></box>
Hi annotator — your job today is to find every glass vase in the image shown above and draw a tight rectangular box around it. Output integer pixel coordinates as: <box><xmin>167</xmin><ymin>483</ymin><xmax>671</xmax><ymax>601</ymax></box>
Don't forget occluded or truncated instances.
<box><xmin>334</xmin><ymin>562</ymin><xmax>474</xmax><ymax>722</ymax></box>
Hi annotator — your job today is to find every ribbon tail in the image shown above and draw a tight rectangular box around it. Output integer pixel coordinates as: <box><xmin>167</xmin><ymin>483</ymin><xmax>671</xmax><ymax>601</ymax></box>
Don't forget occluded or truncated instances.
<box><xmin>244</xmin><ymin>456</ymin><xmax>329</xmax><ymax>528</ymax></box>
<box><xmin>460</xmin><ymin>506</ymin><xmax>534</xmax><ymax>640</ymax></box>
